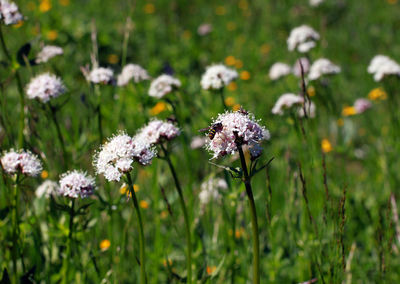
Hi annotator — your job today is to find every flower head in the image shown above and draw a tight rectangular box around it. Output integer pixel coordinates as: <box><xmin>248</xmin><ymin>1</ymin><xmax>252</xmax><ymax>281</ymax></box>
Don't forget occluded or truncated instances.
<box><xmin>308</xmin><ymin>58</ymin><xmax>341</xmax><ymax>80</ymax></box>
<box><xmin>35</xmin><ymin>45</ymin><xmax>63</xmax><ymax>64</ymax></box>
<box><xmin>368</xmin><ymin>55</ymin><xmax>400</xmax><ymax>81</ymax></box>
<box><xmin>1</xmin><ymin>149</ymin><xmax>42</xmax><ymax>176</ymax></box>
<box><xmin>269</xmin><ymin>62</ymin><xmax>291</xmax><ymax>80</ymax></box>
<box><xmin>36</xmin><ymin>180</ymin><xmax>59</xmax><ymax>198</ymax></box>
<box><xmin>287</xmin><ymin>25</ymin><xmax>320</xmax><ymax>53</ymax></box>
<box><xmin>26</xmin><ymin>73</ymin><xmax>66</xmax><ymax>103</ymax></box>
<box><xmin>205</xmin><ymin>110</ymin><xmax>269</xmax><ymax>159</ymax></box>
<box><xmin>310</xmin><ymin>0</ymin><xmax>324</xmax><ymax>6</ymax></box>
<box><xmin>134</xmin><ymin>119</ymin><xmax>180</xmax><ymax>146</ymax></box>
<box><xmin>0</xmin><ymin>0</ymin><xmax>23</xmax><ymax>25</ymax></box>
<box><xmin>148</xmin><ymin>74</ymin><xmax>181</xmax><ymax>98</ymax></box>
<box><xmin>197</xmin><ymin>23</ymin><xmax>212</xmax><ymax>36</ymax></box>
<box><xmin>293</xmin><ymin>57</ymin><xmax>310</xmax><ymax>77</ymax></box>
<box><xmin>59</xmin><ymin>170</ymin><xmax>96</xmax><ymax>199</ymax></box>
<box><xmin>200</xmin><ymin>64</ymin><xmax>238</xmax><ymax>90</ymax></box>
<box><xmin>117</xmin><ymin>64</ymin><xmax>150</xmax><ymax>86</ymax></box>
<box><xmin>88</xmin><ymin>67</ymin><xmax>114</xmax><ymax>84</ymax></box>
<box><xmin>354</xmin><ymin>98</ymin><xmax>372</xmax><ymax>114</ymax></box>
<box><xmin>271</xmin><ymin>93</ymin><xmax>304</xmax><ymax>115</ymax></box>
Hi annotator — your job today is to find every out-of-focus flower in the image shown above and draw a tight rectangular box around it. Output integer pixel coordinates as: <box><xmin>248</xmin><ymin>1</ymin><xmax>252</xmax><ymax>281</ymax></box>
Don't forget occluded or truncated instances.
<box><xmin>41</xmin><ymin>170</ymin><xmax>49</xmax><ymax>179</ymax></box>
<box><xmin>197</xmin><ymin>23</ymin><xmax>212</xmax><ymax>36</ymax></box>
<box><xmin>46</xmin><ymin>30</ymin><xmax>58</xmax><ymax>41</ymax></box>
<box><xmin>35</xmin><ymin>45</ymin><xmax>63</xmax><ymax>64</ymax></box>
<box><xmin>206</xmin><ymin>266</ymin><xmax>217</xmax><ymax>275</ymax></box>
<box><xmin>293</xmin><ymin>57</ymin><xmax>310</xmax><ymax>77</ymax></box>
<box><xmin>36</xmin><ymin>180</ymin><xmax>59</xmax><ymax>198</ymax></box>
<box><xmin>271</xmin><ymin>93</ymin><xmax>304</xmax><ymax>115</ymax></box>
<box><xmin>225</xmin><ymin>56</ymin><xmax>236</xmax><ymax>66</ymax></box>
<box><xmin>321</xmin><ymin>139</ymin><xmax>333</xmax><ymax>153</ymax></box>
<box><xmin>190</xmin><ymin>136</ymin><xmax>207</xmax><ymax>149</ymax></box>
<box><xmin>205</xmin><ymin>109</ymin><xmax>269</xmax><ymax>159</ymax></box>
<box><xmin>149</xmin><ymin>101</ymin><xmax>167</xmax><ymax>116</ymax></box>
<box><xmin>148</xmin><ymin>74</ymin><xmax>181</xmax><ymax>98</ymax></box>
<box><xmin>310</xmin><ymin>0</ymin><xmax>324</xmax><ymax>6</ymax></box>
<box><xmin>368</xmin><ymin>87</ymin><xmax>387</xmax><ymax>100</ymax></box>
<box><xmin>240</xmin><ymin>70</ymin><xmax>250</xmax><ymax>80</ymax></box>
<box><xmin>134</xmin><ymin>119</ymin><xmax>180</xmax><ymax>146</ymax></box>
<box><xmin>59</xmin><ymin>170</ymin><xmax>96</xmax><ymax>199</ymax></box>
<box><xmin>88</xmin><ymin>67</ymin><xmax>114</xmax><ymax>85</ymax></box>
<box><xmin>354</xmin><ymin>98</ymin><xmax>372</xmax><ymax>114</ymax></box>
<box><xmin>0</xmin><ymin>0</ymin><xmax>23</xmax><ymax>25</ymax></box>
<box><xmin>140</xmin><ymin>200</ymin><xmax>149</xmax><ymax>209</ymax></box>
<box><xmin>39</xmin><ymin>0</ymin><xmax>51</xmax><ymax>12</ymax></box>
<box><xmin>269</xmin><ymin>62</ymin><xmax>291</xmax><ymax>80</ymax></box>
<box><xmin>117</xmin><ymin>64</ymin><xmax>150</xmax><ymax>86</ymax></box>
<box><xmin>144</xmin><ymin>3</ymin><xmax>155</xmax><ymax>14</ymax></box>
<box><xmin>342</xmin><ymin>106</ymin><xmax>357</xmax><ymax>117</ymax></box>
<box><xmin>26</xmin><ymin>73</ymin><xmax>66</xmax><ymax>103</ymax></box>
<box><xmin>201</xmin><ymin>64</ymin><xmax>238</xmax><ymax>90</ymax></box>
<box><xmin>225</xmin><ymin>96</ymin><xmax>236</xmax><ymax>106</ymax></box>
<box><xmin>1</xmin><ymin>149</ymin><xmax>42</xmax><ymax>176</ymax></box>
<box><xmin>298</xmin><ymin>100</ymin><xmax>316</xmax><ymax>118</ymax></box>
<box><xmin>287</xmin><ymin>25</ymin><xmax>320</xmax><ymax>53</ymax></box>
<box><xmin>199</xmin><ymin>177</ymin><xmax>228</xmax><ymax>205</ymax></box>
<box><xmin>308</xmin><ymin>58</ymin><xmax>341</xmax><ymax>80</ymax></box>
<box><xmin>367</xmin><ymin>55</ymin><xmax>400</xmax><ymax>81</ymax></box>
<box><xmin>107</xmin><ymin>54</ymin><xmax>119</xmax><ymax>64</ymax></box>
<box><xmin>100</xmin><ymin>239</ymin><xmax>111</xmax><ymax>251</ymax></box>
<box><xmin>307</xmin><ymin>86</ymin><xmax>316</xmax><ymax>97</ymax></box>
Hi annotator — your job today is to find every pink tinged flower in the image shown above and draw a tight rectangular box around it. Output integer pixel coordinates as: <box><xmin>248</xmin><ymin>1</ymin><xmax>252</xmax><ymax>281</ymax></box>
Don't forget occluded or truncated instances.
<box><xmin>0</xmin><ymin>0</ymin><xmax>23</xmax><ymax>25</ymax></box>
<box><xmin>148</xmin><ymin>74</ymin><xmax>181</xmax><ymax>98</ymax></box>
<box><xmin>201</xmin><ymin>64</ymin><xmax>238</xmax><ymax>90</ymax></box>
<box><xmin>88</xmin><ymin>67</ymin><xmax>114</xmax><ymax>84</ymax></box>
<box><xmin>268</xmin><ymin>62</ymin><xmax>291</xmax><ymax>81</ymax></box>
<box><xmin>293</xmin><ymin>57</ymin><xmax>310</xmax><ymax>77</ymax></box>
<box><xmin>35</xmin><ymin>45</ymin><xmax>63</xmax><ymax>64</ymax></box>
<box><xmin>308</xmin><ymin>58</ymin><xmax>341</xmax><ymax>80</ymax></box>
<box><xmin>134</xmin><ymin>119</ymin><xmax>181</xmax><ymax>146</ymax></box>
<box><xmin>205</xmin><ymin>110</ymin><xmax>269</xmax><ymax>159</ymax></box>
<box><xmin>271</xmin><ymin>93</ymin><xmax>304</xmax><ymax>115</ymax></box>
<box><xmin>197</xmin><ymin>23</ymin><xmax>212</xmax><ymax>36</ymax></box>
<box><xmin>354</xmin><ymin>98</ymin><xmax>372</xmax><ymax>114</ymax></box>
<box><xmin>117</xmin><ymin>64</ymin><xmax>151</xmax><ymax>86</ymax></box>
<box><xmin>1</xmin><ymin>149</ymin><xmax>42</xmax><ymax>176</ymax></box>
<box><xmin>287</xmin><ymin>25</ymin><xmax>320</xmax><ymax>53</ymax></box>
<box><xmin>59</xmin><ymin>170</ymin><xmax>96</xmax><ymax>199</ymax></box>
<box><xmin>368</xmin><ymin>55</ymin><xmax>400</xmax><ymax>82</ymax></box>
<box><xmin>26</xmin><ymin>73</ymin><xmax>66</xmax><ymax>103</ymax></box>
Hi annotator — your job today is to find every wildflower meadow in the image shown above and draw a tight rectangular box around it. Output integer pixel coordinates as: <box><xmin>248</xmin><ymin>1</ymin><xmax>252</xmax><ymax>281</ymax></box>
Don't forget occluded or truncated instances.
<box><xmin>1</xmin><ymin>0</ymin><xmax>400</xmax><ymax>283</ymax></box>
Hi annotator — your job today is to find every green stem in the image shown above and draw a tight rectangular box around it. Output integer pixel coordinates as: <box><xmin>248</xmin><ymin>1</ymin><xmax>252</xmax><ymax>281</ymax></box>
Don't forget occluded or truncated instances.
<box><xmin>94</xmin><ymin>85</ymin><xmax>103</xmax><ymax>144</ymax></box>
<box><xmin>49</xmin><ymin>104</ymin><xmax>68</xmax><ymax>168</ymax></box>
<box><xmin>11</xmin><ymin>175</ymin><xmax>20</xmax><ymax>284</ymax></box>
<box><xmin>237</xmin><ymin>144</ymin><xmax>260</xmax><ymax>284</ymax></box>
<box><xmin>160</xmin><ymin>144</ymin><xmax>192</xmax><ymax>283</ymax></box>
<box><xmin>219</xmin><ymin>88</ymin><xmax>227</xmax><ymax>110</ymax></box>
<box><xmin>126</xmin><ymin>172</ymin><xmax>147</xmax><ymax>284</ymax></box>
<box><xmin>62</xmin><ymin>199</ymin><xmax>75</xmax><ymax>284</ymax></box>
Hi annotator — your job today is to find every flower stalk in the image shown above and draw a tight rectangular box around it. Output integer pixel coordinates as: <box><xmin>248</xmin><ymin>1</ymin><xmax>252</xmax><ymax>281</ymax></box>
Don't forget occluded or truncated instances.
<box><xmin>62</xmin><ymin>199</ymin><xmax>75</xmax><ymax>284</ymax></box>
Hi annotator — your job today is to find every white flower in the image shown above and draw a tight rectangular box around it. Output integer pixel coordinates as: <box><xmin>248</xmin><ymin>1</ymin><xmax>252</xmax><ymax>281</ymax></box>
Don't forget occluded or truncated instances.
<box><xmin>197</xmin><ymin>23</ymin><xmax>212</xmax><ymax>36</ymax></box>
<box><xmin>36</xmin><ymin>180</ymin><xmax>59</xmax><ymax>198</ymax></box>
<box><xmin>199</xmin><ymin>177</ymin><xmax>228</xmax><ymax>205</ymax></box>
<box><xmin>0</xmin><ymin>0</ymin><xmax>23</xmax><ymax>25</ymax></box>
<box><xmin>200</xmin><ymin>64</ymin><xmax>238</xmax><ymax>90</ymax></box>
<box><xmin>287</xmin><ymin>25</ymin><xmax>320</xmax><ymax>53</ymax></box>
<box><xmin>310</xmin><ymin>0</ymin><xmax>324</xmax><ymax>6</ymax></box>
<box><xmin>88</xmin><ymin>67</ymin><xmax>114</xmax><ymax>84</ymax></box>
<box><xmin>269</xmin><ymin>63</ymin><xmax>291</xmax><ymax>80</ymax></box>
<box><xmin>293</xmin><ymin>57</ymin><xmax>310</xmax><ymax>77</ymax></box>
<box><xmin>308</xmin><ymin>58</ymin><xmax>341</xmax><ymax>80</ymax></box>
<box><xmin>26</xmin><ymin>73</ymin><xmax>66</xmax><ymax>103</ymax></box>
<box><xmin>205</xmin><ymin>110</ymin><xmax>268</xmax><ymax>159</ymax></box>
<box><xmin>367</xmin><ymin>55</ymin><xmax>400</xmax><ymax>82</ymax></box>
<box><xmin>35</xmin><ymin>45</ymin><xmax>63</xmax><ymax>64</ymax></box>
<box><xmin>354</xmin><ymin>98</ymin><xmax>372</xmax><ymax>114</ymax></box>
<box><xmin>148</xmin><ymin>74</ymin><xmax>181</xmax><ymax>98</ymax></box>
<box><xmin>190</xmin><ymin>136</ymin><xmax>207</xmax><ymax>149</ymax></box>
<box><xmin>59</xmin><ymin>170</ymin><xmax>96</xmax><ymax>199</ymax></box>
<box><xmin>117</xmin><ymin>64</ymin><xmax>150</xmax><ymax>86</ymax></box>
<box><xmin>134</xmin><ymin>119</ymin><xmax>180</xmax><ymax>146</ymax></box>
<box><xmin>1</xmin><ymin>149</ymin><xmax>42</xmax><ymax>176</ymax></box>
<box><xmin>298</xmin><ymin>100</ymin><xmax>316</xmax><ymax>118</ymax></box>
<box><xmin>271</xmin><ymin>93</ymin><xmax>304</xmax><ymax>115</ymax></box>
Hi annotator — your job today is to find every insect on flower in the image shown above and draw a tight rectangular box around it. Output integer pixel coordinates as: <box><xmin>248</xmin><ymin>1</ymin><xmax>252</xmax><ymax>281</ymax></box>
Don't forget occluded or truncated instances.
<box><xmin>199</xmin><ymin>122</ymin><xmax>223</xmax><ymax>140</ymax></box>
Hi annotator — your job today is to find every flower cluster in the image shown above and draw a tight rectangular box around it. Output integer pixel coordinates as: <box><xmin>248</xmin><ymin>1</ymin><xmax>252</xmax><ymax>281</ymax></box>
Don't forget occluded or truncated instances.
<box><xmin>354</xmin><ymin>98</ymin><xmax>372</xmax><ymax>114</ymax></box>
<box><xmin>287</xmin><ymin>25</ymin><xmax>320</xmax><ymax>53</ymax></box>
<box><xmin>293</xmin><ymin>57</ymin><xmax>310</xmax><ymax>77</ymax></box>
<box><xmin>35</xmin><ymin>45</ymin><xmax>63</xmax><ymax>64</ymax></box>
<box><xmin>117</xmin><ymin>64</ymin><xmax>151</xmax><ymax>86</ymax></box>
<box><xmin>310</xmin><ymin>0</ymin><xmax>324</xmax><ymax>7</ymax></box>
<box><xmin>1</xmin><ymin>149</ymin><xmax>42</xmax><ymax>176</ymax></box>
<box><xmin>200</xmin><ymin>64</ymin><xmax>238</xmax><ymax>90</ymax></box>
<box><xmin>205</xmin><ymin>110</ymin><xmax>269</xmax><ymax>159</ymax></box>
<box><xmin>308</xmin><ymin>58</ymin><xmax>341</xmax><ymax>80</ymax></box>
<box><xmin>269</xmin><ymin>63</ymin><xmax>291</xmax><ymax>80</ymax></box>
<box><xmin>59</xmin><ymin>170</ymin><xmax>96</xmax><ymax>199</ymax></box>
<box><xmin>148</xmin><ymin>74</ymin><xmax>181</xmax><ymax>98</ymax></box>
<box><xmin>0</xmin><ymin>0</ymin><xmax>23</xmax><ymax>25</ymax></box>
<box><xmin>88</xmin><ymin>67</ymin><xmax>114</xmax><ymax>84</ymax></box>
<box><xmin>134</xmin><ymin>119</ymin><xmax>180</xmax><ymax>146</ymax></box>
<box><xmin>199</xmin><ymin>177</ymin><xmax>227</xmax><ymax>205</ymax></box>
<box><xmin>271</xmin><ymin>93</ymin><xmax>304</xmax><ymax>115</ymax></box>
<box><xmin>36</xmin><ymin>180</ymin><xmax>59</xmax><ymax>198</ymax></box>
<box><xmin>26</xmin><ymin>73</ymin><xmax>66</xmax><ymax>103</ymax></box>
<box><xmin>368</xmin><ymin>55</ymin><xmax>400</xmax><ymax>82</ymax></box>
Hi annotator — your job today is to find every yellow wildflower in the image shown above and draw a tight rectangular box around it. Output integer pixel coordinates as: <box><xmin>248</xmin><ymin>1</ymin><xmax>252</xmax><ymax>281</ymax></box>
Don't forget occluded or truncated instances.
<box><xmin>227</xmin><ymin>82</ymin><xmax>237</xmax><ymax>91</ymax></box>
<box><xmin>107</xmin><ymin>54</ymin><xmax>119</xmax><ymax>64</ymax></box>
<box><xmin>12</xmin><ymin>21</ymin><xmax>24</xmax><ymax>28</ymax></box>
<box><xmin>140</xmin><ymin>200</ymin><xmax>149</xmax><ymax>209</ymax></box>
<box><xmin>39</xmin><ymin>0</ymin><xmax>51</xmax><ymax>13</ymax></box>
<box><xmin>207</xmin><ymin>266</ymin><xmax>217</xmax><ymax>275</ymax></box>
<box><xmin>307</xmin><ymin>86</ymin><xmax>316</xmax><ymax>97</ymax></box>
<box><xmin>368</xmin><ymin>87</ymin><xmax>387</xmax><ymax>100</ymax></box>
<box><xmin>321</xmin><ymin>139</ymin><xmax>333</xmax><ymax>153</ymax></box>
<box><xmin>240</xmin><ymin>70</ymin><xmax>250</xmax><ymax>80</ymax></box>
<box><xmin>160</xmin><ymin>210</ymin><xmax>168</xmax><ymax>219</ymax></box>
<box><xmin>232</xmin><ymin>104</ymin><xmax>241</xmax><ymax>111</ymax></box>
<box><xmin>100</xmin><ymin>239</ymin><xmax>111</xmax><ymax>251</ymax></box>
<box><xmin>41</xmin><ymin>170</ymin><xmax>49</xmax><ymax>179</ymax></box>
<box><xmin>46</xmin><ymin>30</ymin><xmax>58</xmax><ymax>41</ymax></box>
<box><xmin>144</xmin><ymin>3</ymin><xmax>155</xmax><ymax>14</ymax></box>
<box><xmin>225</xmin><ymin>56</ymin><xmax>236</xmax><ymax>66</ymax></box>
<box><xmin>225</xmin><ymin>96</ymin><xmax>235</xmax><ymax>106</ymax></box>
<box><xmin>342</xmin><ymin>106</ymin><xmax>357</xmax><ymax>117</ymax></box>
<box><xmin>149</xmin><ymin>101</ymin><xmax>167</xmax><ymax>116</ymax></box>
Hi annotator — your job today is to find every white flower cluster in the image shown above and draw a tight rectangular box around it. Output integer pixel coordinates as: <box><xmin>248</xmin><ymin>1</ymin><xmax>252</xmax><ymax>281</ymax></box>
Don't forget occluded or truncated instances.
<box><xmin>148</xmin><ymin>74</ymin><xmax>181</xmax><ymax>98</ymax></box>
<box><xmin>36</xmin><ymin>180</ymin><xmax>59</xmax><ymax>198</ymax></box>
<box><xmin>1</xmin><ymin>149</ymin><xmax>42</xmax><ymax>176</ymax></box>
<box><xmin>26</xmin><ymin>73</ymin><xmax>66</xmax><ymax>103</ymax></box>
<box><xmin>117</xmin><ymin>64</ymin><xmax>151</xmax><ymax>86</ymax></box>
<box><xmin>94</xmin><ymin>133</ymin><xmax>156</xmax><ymax>182</ymax></box>
<box><xmin>271</xmin><ymin>93</ymin><xmax>304</xmax><ymax>115</ymax></box>
<box><xmin>199</xmin><ymin>177</ymin><xmax>228</xmax><ymax>205</ymax></box>
<box><xmin>88</xmin><ymin>67</ymin><xmax>114</xmax><ymax>84</ymax></box>
<box><xmin>310</xmin><ymin>0</ymin><xmax>324</xmax><ymax>7</ymax></box>
<box><xmin>205</xmin><ymin>110</ymin><xmax>269</xmax><ymax>159</ymax></box>
<box><xmin>293</xmin><ymin>57</ymin><xmax>310</xmax><ymax>77</ymax></box>
<box><xmin>368</xmin><ymin>55</ymin><xmax>400</xmax><ymax>82</ymax></box>
<box><xmin>35</xmin><ymin>45</ymin><xmax>63</xmax><ymax>64</ymax></box>
<box><xmin>287</xmin><ymin>25</ymin><xmax>320</xmax><ymax>53</ymax></box>
<box><xmin>269</xmin><ymin>63</ymin><xmax>291</xmax><ymax>81</ymax></box>
<box><xmin>59</xmin><ymin>170</ymin><xmax>96</xmax><ymax>199</ymax></box>
<box><xmin>134</xmin><ymin>119</ymin><xmax>180</xmax><ymax>146</ymax></box>
<box><xmin>308</xmin><ymin>58</ymin><xmax>341</xmax><ymax>80</ymax></box>
<box><xmin>354</xmin><ymin>98</ymin><xmax>372</xmax><ymax>114</ymax></box>
<box><xmin>200</xmin><ymin>64</ymin><xmax>238</xmax><ymax>90</ymax></box>
<box><xmin>0</xmin><ymin>0</ymin><xmax>23</xmax><ymax>25</ymax></box>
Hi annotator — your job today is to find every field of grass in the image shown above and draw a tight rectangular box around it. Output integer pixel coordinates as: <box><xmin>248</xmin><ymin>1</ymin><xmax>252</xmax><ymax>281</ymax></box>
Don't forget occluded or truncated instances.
<box><xmin>1</xmin><ymin>0</ymin><xmax>400</xmax><ymax>283</ymax></box>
